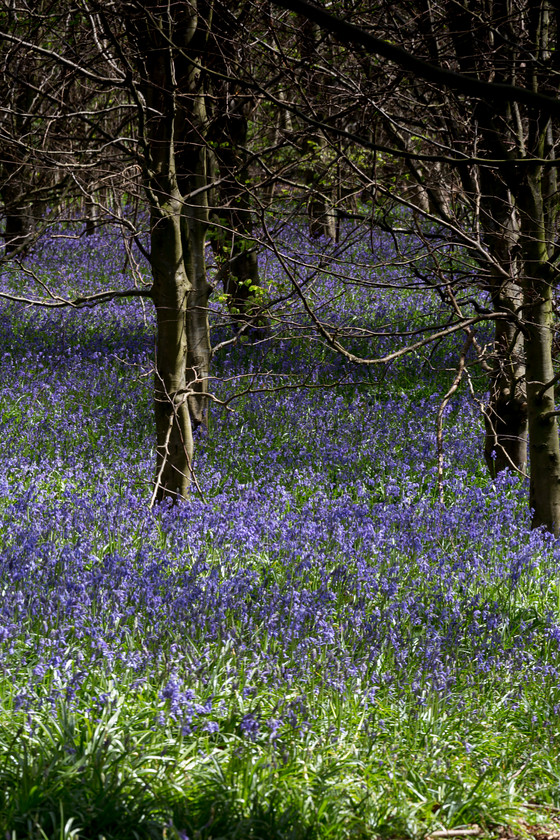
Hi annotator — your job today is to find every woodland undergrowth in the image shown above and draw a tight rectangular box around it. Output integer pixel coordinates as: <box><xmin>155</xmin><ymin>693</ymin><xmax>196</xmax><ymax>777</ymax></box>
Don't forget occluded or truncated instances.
<box><xmin>0</xmin><ymin>222</ymin><xmax>559</xmax><ymax>839</ymax></box>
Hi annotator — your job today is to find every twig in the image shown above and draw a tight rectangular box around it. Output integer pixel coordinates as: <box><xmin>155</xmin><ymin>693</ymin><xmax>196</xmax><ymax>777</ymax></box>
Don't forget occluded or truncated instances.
<box><xmin>150</xmin><ymin>370</ymin><xmax>206</xmax><ymax>506</ymax></box>
<box><xmin>0</xmin><ymin>286</ymin><xmax>151</xmax><ymax>309</ymax></box>
<box><xmin>437</xmin><ymin>333</ymin><xmax>473</xmax><ymax>502</ymax></box>
<box><xmin>149</xmin><ymin>411</ymin><xmax>175</xmax><ymax>510</ymax></box>
<box><xmin>537</xmin><ymin>370</ymin><xmax>560</xmax><ymax>402</ymax></box>
<box><xmin>522</xmin><ymin>802</ymin><xmax>560</xmax><ymax>814</ymax></box>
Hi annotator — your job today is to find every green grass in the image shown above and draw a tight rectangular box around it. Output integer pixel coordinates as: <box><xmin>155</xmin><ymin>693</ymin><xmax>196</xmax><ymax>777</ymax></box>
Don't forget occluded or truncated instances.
<box><xmin>2</xmin><ymin>684</ymin><xmax>560</xmax><ymax>839</ymax></box>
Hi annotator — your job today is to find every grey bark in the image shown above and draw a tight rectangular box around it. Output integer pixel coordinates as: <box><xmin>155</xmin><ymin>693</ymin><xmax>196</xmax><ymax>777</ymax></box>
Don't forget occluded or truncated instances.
<box><xmin>176</xmin><ymin>34</ymin><xmax>212</xmax><ymax>430</ymax></box>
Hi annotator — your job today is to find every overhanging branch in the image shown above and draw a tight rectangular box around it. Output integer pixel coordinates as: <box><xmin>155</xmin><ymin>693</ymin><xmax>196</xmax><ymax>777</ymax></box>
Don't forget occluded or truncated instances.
<box><xmin>270</xmin><ymin>0</ymin><xmax>560</xmax><ymax>117</ymax></box>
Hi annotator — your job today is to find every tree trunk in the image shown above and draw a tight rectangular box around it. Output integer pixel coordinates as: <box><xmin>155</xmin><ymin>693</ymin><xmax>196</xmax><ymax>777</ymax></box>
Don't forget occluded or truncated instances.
<box><xmin>85</xmin><ymin>200</ymin><xmax>99</xmax><ymax>236</ymax></box>
<box><xmin>305</xmin><ymin>135</ymin><xmax>337</xmax><ymax>240</ymax></box>
<box><xmin>524</xmin><ymin>274</ymin><xmax>560</xmax><ymax>533</ymax></box>
<box><xmin>483</xmin><ymin>289</ymin><xmax>528</xmax><ymax>476</ymax></box>
<box><xmin>3</xmin><ymin>203</ymin><xmax>33</xmax><ymax>254</ymax></box>
<box><xmin>211</xmin><ymin>201</ymin><xmax>269</xmax><ymax>339</ymax></box>
<box><xmin>478</xmin><ymin>174</ymin><xmax>528</xmax><ymax>476</ymax></box>
<box><xmin>151</xmin><ymin>207</ymin><xmax>194</xmax><ymax>503</ymax></box>
<box><xmin>182</xmin><ymin>148</ymin><xmax>211</xmax><ymax>429</ymax></box>
<box><xmin>298</xmin><ymin>18</ymin><xmax>337</xmax><ymax>241</ymax></box>
<box><xmin>208</xmin><ymin>81</ymin><xmax>270</xmax><ymax>337</ymax></box>
<box><xmin>519</xmin><ymin>160</ymin><xmax>560</xmax><ymax>533</ymax></box>
<box><xmin>307</xmin><ymin>186</ymin><xmax>337</xmax><ymax>241</ymax></box>
<box><xmin>124</xmin><ymin>0</ymin><xmax>202</xmax><ymax>503</ymax></box>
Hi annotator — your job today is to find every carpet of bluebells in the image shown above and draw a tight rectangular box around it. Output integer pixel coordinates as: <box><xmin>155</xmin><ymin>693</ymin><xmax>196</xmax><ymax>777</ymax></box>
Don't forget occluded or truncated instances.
<box><xmin>1</xmin><ymin>220</ymin><xmax>560</xmax><ymax>838</ymax></box>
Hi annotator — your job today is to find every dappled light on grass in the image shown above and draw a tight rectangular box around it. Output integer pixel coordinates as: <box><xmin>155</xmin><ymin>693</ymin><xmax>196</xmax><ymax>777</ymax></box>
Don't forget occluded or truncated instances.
<box><xmin>1</xmin><ymin>226</ymin><xmax>560</xmax><ymax>838</ymax></box>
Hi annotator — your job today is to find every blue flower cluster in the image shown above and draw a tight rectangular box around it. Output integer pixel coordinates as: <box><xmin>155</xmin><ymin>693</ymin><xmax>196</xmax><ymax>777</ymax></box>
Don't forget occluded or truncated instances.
<box><xmin>0</xmin><ymin>220</ymin><xmax>558</xmax><ymax>744</ymax></box>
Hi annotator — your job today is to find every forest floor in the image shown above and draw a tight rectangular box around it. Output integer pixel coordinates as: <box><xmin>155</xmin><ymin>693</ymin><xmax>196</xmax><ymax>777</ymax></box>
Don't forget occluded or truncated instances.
<box><xmin>1</xmin><ymin>222</ymin><xmax>560</xmax><ymax>839</ymax></box>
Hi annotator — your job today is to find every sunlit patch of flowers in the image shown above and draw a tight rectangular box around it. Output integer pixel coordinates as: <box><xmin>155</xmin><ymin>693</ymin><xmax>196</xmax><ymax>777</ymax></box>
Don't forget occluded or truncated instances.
<box><xmin>0</xmin><ymin>221</ymin><xmax>557</xmax><ymax>738</ymax></box>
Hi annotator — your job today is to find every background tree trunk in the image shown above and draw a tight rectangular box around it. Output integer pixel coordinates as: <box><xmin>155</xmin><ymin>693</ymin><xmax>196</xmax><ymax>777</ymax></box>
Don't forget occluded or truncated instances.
<box><xmin>479</xmin><ymin>174</ymin><xmax>528</xmax><ymax>476</ymax></box>
<box><xmin>483</xmin><ymin>283</ymin><xmax>527</xmax><ymax>477</ymax></box>
<box><xmin>210</xmin><ymin>92</ymin><xmax>269</xmax><ymax>337</ymax></box>
<box><xmin>2</xmin><ymin>187</ymin><xmax>34</xmax><ymax>254</ymax></box>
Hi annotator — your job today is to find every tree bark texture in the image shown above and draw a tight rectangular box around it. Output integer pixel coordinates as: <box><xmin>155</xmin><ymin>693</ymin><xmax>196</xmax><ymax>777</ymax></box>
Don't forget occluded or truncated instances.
<box><xmin>478</xmin><ymin>173</ymin><xmax>528</xmax><ymax>477</ymax></box>
<box><xmin>483</xmin><ymin>288</ymin><xmax>528</xmax><ymax>477</ymax></box>
<box><xmin>519</xmin><ymin>163</ymin><xmax>560</xmax><ymax>533</ymax></box>
<box><xmin>175</xmin><ymin>25</ymin><xmax>212</xmax><ymax>430</ymax></box>
<box><xmin>126</xmin><ymin>0</ymin><xmax>205</xmax><ymax>501</ymax></box>
<box><xmin>524</xmin><ymin>278</ymin><xmax>560</xmax><ymax>533</ymax></box>
<box><xmin>180</xmin><ymin>147</ymin><xmax>212</xmax><ymax>429</ymax></box>
<box><xmin>151</xmin><ymin>209</ymin><xmax>194</xmax><ymax>502</ymax></box>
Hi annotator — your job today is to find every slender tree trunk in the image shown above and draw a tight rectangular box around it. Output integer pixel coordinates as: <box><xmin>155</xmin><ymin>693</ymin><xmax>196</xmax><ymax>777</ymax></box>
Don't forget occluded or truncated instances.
<box><xmin>305</xmin><ymin>135</ymin><xmax>337</xmax><ymax>240</ymax></box>
<box><xmin>308</xmin><ymin>189</ymin><xmax>337</xmax><ymax>240</ymax></box>
<box><xmin>85</xmin><ymin>200</ymin><xmax>99</xmax><ymax>236</ymax></box>
<box><xmin>299</xmin><ymin>18</ymin><xmax>337</xmax><ymax>241</ymax></box>
<box><xmin>124</xmin><ymin>0</ymin><xmax>202</xmax><ymax>503</ymax></box>
<box><xmin>211</xmin><ymin>194</ymin><xmax>268</xmax><ymax>338</ymax></box>
<box><xmin>208</xmin><ymin>81</ymin><xmax>270</xmax><ymax>337</ymax></box>
<box><xmin>483</xmin><ymin>283</ymin><xmax>528</xmax><ymax>476</ymax></box>
<box><xmin>182</xmin><ymin>148</ymin><xmax>212</xmax><ymax>429</ymax></box>
<box><xmin>3</xmin><ymin>202</ymin><xmax>33</xmax><ymax>254</ymax></box>
<box><xmin>210</xmin><ymin>205</ymin><xmax>265</xmax><ymax>331</ymax></box>
<box><xmin>151</xmin><ymin>207</ymin><xmax>194</xmax><ymax>502</ymax></box>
